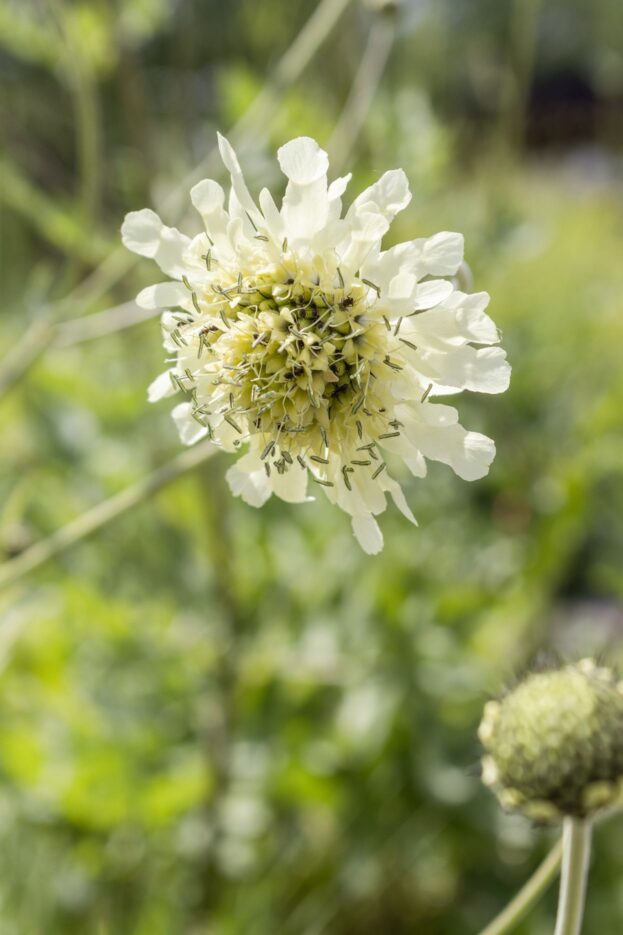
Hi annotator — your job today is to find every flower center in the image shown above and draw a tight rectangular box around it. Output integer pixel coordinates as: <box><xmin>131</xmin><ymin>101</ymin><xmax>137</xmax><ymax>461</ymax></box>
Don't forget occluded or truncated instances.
<box><xmin>188</xmin><ymin>264</ymin><xmax>401</xmax><ymax>477</ymax></box>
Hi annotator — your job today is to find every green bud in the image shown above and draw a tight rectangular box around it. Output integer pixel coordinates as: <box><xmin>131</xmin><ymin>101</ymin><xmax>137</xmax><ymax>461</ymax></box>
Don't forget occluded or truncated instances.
<box><xmin>479</xmin><ymin>660</ymin><xmax>623</xmax><ymax>821</ymax></box>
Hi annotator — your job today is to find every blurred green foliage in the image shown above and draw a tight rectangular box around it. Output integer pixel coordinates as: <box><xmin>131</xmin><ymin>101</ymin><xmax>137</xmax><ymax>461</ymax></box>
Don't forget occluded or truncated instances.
<box><xmin>1</xmin><ymin>0</ymin><xmax>623</xmax><ymax>932</ymax></box>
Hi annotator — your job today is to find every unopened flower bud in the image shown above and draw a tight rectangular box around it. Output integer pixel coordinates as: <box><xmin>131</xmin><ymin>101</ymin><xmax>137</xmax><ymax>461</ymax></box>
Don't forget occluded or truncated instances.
<box><xmin>479</xmin><ymin>660</ymin><xmax>623</xmax><ymax>821</ymax></box>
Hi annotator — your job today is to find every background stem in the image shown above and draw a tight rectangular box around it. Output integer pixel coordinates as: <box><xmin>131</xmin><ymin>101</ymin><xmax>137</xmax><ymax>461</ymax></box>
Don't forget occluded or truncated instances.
<box><xmin>328</xmin><ymin>10</ymin><xmax>397</xmax><ymax>171</ymax></box>
<box><xmin>0</xmin><ymin>441</ymin><xmax>217</xmax><ymax>592</ymax></box>
<box><xmin>478</xmin><ymin>839</ymin><xmax>562</xmax><ymax>935</ymax></box>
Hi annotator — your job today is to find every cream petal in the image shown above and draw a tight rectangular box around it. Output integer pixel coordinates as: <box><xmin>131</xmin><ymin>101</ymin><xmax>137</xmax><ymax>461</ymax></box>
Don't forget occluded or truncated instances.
<box><xmin>403</xmin><ymin>447</ymin><xmax>427</xmax><ymax>478</ymax></box>
<box><xmin>450</xmin><ymin>430</ymin><xmax>496</xmax><ymax>481</ymax></box>
<box><xmin>349</xmin><ymin>169</ymin><xmax>411</xmax><ymax>222</ymax></box>
<box><xmin>419</xmin><ymin>345</ymin><xmax>511</xmax><ymax>393</ymax></box>
<box><xmin>379</xmin><ymin>475</ymin><xmax>417</xmax><ymax>525</ymax></box>
<box><xmin>421</xmin><ymin>402</ymin><xmax>459</xmax><ymax>425</ymax></box>
<box><xmin>121</xmin><ymin>209</ymin><xmax>191</xmax><ymax>278</ymax></box>
<box><xmin>406</xmin><ymin>409</ymin><xmax>496</xmax><ymax>481</ymax></box>
<box><xmin>147</xmin><ymin>370</ymin><xmax>177</xmax><ymax>402</ymax></box>
<box><xmin>281</xmin><ymin>175</ymin><xmax>329</xmax><ymax>244</ymax></box>
<box><xmin>327</xmin><ymin>173</ymin><xmax>352</xmax><ymax>221</ymax></box>
<box><xmin>226</xmin><ymin>215</ymin><xmax>247</xmax><ymax>254</ymax></box>
<box><xmin>421</xmin><ymin>232</ymin><xmax>464</xmax><ymax>276</ymax></box>
<box><xmin>401</xmin><ymin>306</ymin><xmax>464</xmax><ymax>348</ymax></box>
<box><xmin>311</xmin><ymin>218</ymin><xmax>347</xmax><ymax>256</ymax></box>
<box><xmin>171</xmin><ymin>402</ymin><xmax>209</xmax><ymax>446</ymax></box>
<box><xmin>189</xmin><ymin>178</ymin><xmax>234</xmax><ymax>256</ymax></box>
<box><xmin>212</xmin><ymin>415</ymin><xmax>243</xmax><ymax>452</ymax></box>
<box><xmin>405</xmin><ymin>291</ymin><xmax>499</xmax><ymax>348</ymax></box>
<box><xmin>413</xmin><ymin>279</ymin><xmax>454</xmax><ymax>310</ymax></box>
<box><xmin>278</xmin><ymin>140</ymin><xmax>330</xmax><ymax>243</ymax></box>
<box><xmin>227</xmin><ymin>188</ymin><xmax>255</xmax><ymax>237</ymax></box>
<box><xmin>378</xmin><ymin>431</ymin><xmax>428</xmax><ymax>478</ymax></box>
<box><xmin>226</xmin><ymin>451</ymin><xmax>272</xmax><ymax>508</ymax></box>
<box><xmin>190</xmin><ymin>178</ymin><xmax>225</xmax><ymax>217</ymax></box>
<box><xmin>182</xmin><ymin>233</ymin><xmax>217</xmax><ymax>277</ymax></box>
<box><xmin>455</xmin><ymin>292</ymin><xmax>499</xmax><ymax>344</ymax></box>
<box><xmin>136</xmin><ymin>281</ymin><xmax>189</xmax><ymax>310</ymax></box>
<box><xmin>388</xmin><ymin>271</ymin><xmax>418</xmax><ymax>302</ymax></box>
<box><xmin>258</xmin><ymin>187</ymin><xmax>285</xmax><ymax>243</ymax></box>
<box><xmin>161</xmin><ymin>311</ymin><xmax>183</xmax><ymax>352</ymax></box>
<box><xmin>328</xmin><ymin>173</ymin><xmax>351</xmax><ymax>198</ymax></box>
<box><xmin>332</xmin><ymin>465</ymin><xmax>387</xmax><ymax>517</ymax></box>
<box><xmin>351</xmin><ymin>514</ymin><xmax>384</xmax><ymax>555</ymax></box>
<box><xmin>217</xmin><ymin>133</ymin><xmax>263</xmax><ymax>226</ymax></box>
<box><xmin>277</xmin><ymin>137</ymin><xmax>329</xmax><ymax>185</ymax></box>
<box><xmin>339</xmin><ymin>210</ymin><xmax>390</xmax><ymax>276</ymax></box>
<box><xmin>270</xmin><ymin>462</ymin><xmax>310</xmax><ymax>503</ymax></box>
<box><xmin>360</xmin><ymin>241</ymin><xmax>420</xmax><ymax>295</ymax></box>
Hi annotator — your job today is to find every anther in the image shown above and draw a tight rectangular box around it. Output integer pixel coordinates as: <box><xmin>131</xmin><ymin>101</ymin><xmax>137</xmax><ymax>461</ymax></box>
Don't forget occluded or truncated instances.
<box><xmin>224</xmin><ymin>414</ymin><xmax>242</xmax><ymax>434</ymax></box>
<box><xmin>361</xmin><ymin>278</ymin><xmax>380</xmax><ymax>296</ymax></box>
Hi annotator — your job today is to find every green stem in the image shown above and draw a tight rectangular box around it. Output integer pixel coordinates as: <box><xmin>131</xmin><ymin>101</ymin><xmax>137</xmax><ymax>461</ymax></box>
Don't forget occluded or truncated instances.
<box><xmin>328</xmin><ymin>9</ymin><xmax>397</xmax><ymax>171</ymax></box>
<box><xmin>0</xmin><ymin>302</ymin><xmax>149</xmax><ymax>400</ymax></box>
<box><xmin>0</xmin><ymin>441</ymin><xmax>217</xmax><ymax>591</ymax></box>
<box><xmin>0</xmin><ymin>320</ymin><xmax>56</xmax><ymax>399</ymax></box>
<box><xmin>164</xmin><ymin>0</ymin><xmax>353</xmax><ymax>216</ymax></box>
<box><xmin>195</xmin><ymin>462</ymin><xmax>244</xmax><ymax>918</ymax></box>
<box><xmin>478</xmin><ymin>839</ymin><xmax>563</xmax><ymax>935</ymax></box>
<box><xmin>49</xmin><ymin>0</ymin><xmax>101</xmax><ymax>227</ymax></box>
<box><xmin>554</xmin><ymin>819</ymin><xmax>592</xmax><ymax>935</ymax></box>
<box><xmin>54</xmin><ymin>300</ymin><xmax>156</xmax><ymax>347</ymax></box>
<box><xmin>498</xmin><ymin>0</ymin><xmax>542</xmax><ymax>155</ymax></box>
<box><xmin>0</xmin><ymin>156</ymin><xmax>106</xmax><ymax>265</ymax></box>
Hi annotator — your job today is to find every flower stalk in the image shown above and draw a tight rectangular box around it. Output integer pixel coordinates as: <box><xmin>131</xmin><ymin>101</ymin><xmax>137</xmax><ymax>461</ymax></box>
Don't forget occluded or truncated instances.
<box><xmin>554</xmin><ymin>819</ymin><xmax>592</xmax><ymax>935</ymax></box>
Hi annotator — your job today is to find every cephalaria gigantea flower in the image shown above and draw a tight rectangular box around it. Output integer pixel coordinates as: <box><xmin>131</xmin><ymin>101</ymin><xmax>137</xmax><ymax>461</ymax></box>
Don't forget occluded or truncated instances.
<box><xmin>122</xmin><ymin>136</ymin><xmax>510</xmax><ymax>553</ymax></box>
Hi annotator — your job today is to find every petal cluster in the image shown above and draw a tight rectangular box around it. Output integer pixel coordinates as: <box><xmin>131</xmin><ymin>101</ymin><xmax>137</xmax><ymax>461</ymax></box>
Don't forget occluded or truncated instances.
<box><xmin>122</xmin><ymin>135</ymin><xmax>510</xmax><ymax>552</ymax></box>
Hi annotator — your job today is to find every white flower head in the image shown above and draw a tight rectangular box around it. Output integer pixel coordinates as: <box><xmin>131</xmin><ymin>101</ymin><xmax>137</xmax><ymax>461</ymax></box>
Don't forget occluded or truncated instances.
<box><xmin>122</xmin><ymin>135</ymin><xmax>510</xmax><ymax>554</ymax></box>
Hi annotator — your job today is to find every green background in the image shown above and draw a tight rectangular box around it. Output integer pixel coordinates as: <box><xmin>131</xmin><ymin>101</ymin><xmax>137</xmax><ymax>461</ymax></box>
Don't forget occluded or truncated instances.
<box><xmin>1</xmin><ymin>0</ymin><xmax>623</xmax><ymax>931</ymax></box>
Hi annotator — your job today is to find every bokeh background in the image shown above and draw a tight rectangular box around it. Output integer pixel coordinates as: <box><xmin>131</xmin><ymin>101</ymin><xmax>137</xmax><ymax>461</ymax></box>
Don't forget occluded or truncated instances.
<box><xmin>1</xmin><ymin>0</ymin><xmax>623</xmax><ymax>932</ymax></box>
